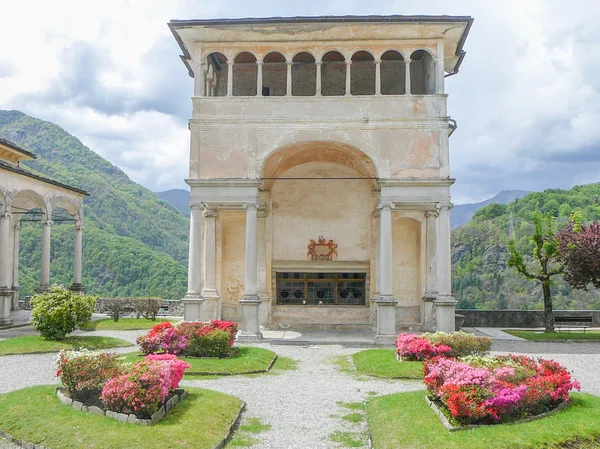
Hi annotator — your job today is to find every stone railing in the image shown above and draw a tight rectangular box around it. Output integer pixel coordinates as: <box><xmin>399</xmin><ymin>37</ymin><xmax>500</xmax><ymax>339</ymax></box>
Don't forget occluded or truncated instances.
<box><xmin>459</xmin><ymin>310</ymin><xmax>600</xmax><ymax>328</ymax></box>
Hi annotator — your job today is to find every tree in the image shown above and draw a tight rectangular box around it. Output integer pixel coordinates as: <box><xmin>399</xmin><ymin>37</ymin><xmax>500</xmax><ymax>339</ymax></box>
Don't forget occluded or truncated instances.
<box><xmin>556</xmin><ymin>212</ymin><xmax>600</xmax><ymax>290</ymax></box>
<box><xmin>507</xmin><ymin>212</ymin><xmax>563</xmax><ymax>332</ymax></box>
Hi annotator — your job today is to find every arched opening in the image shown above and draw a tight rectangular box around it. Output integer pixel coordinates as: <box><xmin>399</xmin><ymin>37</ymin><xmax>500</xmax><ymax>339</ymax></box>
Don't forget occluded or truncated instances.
<box><xmin>381</xmin><ymin>50</ymin><xmax>405</xmax><ymax>95</ymax></box>
<box><xmin>205</xmin><ymin>52</ymin><xmax>228</xmax><ymax>97</ymax></box>
<box><xmin>350</xmin><ymin>51</ymin><xmax>375</xmax><ymax>95</ymax></box>
<box><xmin>321</xmin><ymin>51</ymin><xmax>346</xmax><ymax>96</ymax></box>
<box><xmin>262</xmin><ymin>52</ymin><xmax>286</xmax><ymax>96</ymax></box>
<box><xmin>410</xmin><ymin>50</ymin><xmax>436</xmax><ymax>95</ymax></box>
<box><xmin>233</xmin><ymin>52</ymin><xmax>257</xmax><ymax>96</ymax></box>
<box><xmin>292</xmin><ymin>52</ymin><xmax>316</xmax><ymax>96</ymax></box>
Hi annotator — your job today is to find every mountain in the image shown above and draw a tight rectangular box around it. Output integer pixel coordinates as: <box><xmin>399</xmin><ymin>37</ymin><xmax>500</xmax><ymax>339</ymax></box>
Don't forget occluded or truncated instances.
<box><xmin>452</xmin><ymin>190</ymin><xmax>531</xmax><ymax>228</ymax></box>
<box><xmin>452</xmin><ymin>184</ymin><xmax>600</xmax><ymax>311</ymax></box>
<box><xmin>0</xmin><ymin>110</ymin><xmax>189</xmax><ymax>299</ymax></box>
<box><xmin>155</xmin><ymin>189</ymin><xmax>190</xmax><ymax>217</ymax></box>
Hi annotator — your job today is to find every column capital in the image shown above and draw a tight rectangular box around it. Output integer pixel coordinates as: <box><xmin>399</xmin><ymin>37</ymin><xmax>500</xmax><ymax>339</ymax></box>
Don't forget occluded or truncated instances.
<box><xmin>436</xmin><ymin>202</ymin><xmax>453</xmax><ymax>211</ymax></box>
<box><xmin>345</xmin><ymin>60</ymin><xmax>353</xmax><ymax>65</ymax></box>
<box><xmin>75</xmin><ymin>224</ymin><xmax>83</xmax><ymax>231</ymax></box>
<box><xmin>190</xmin><ymin>204</ymin><xmax>204</xmax><ymax>211</ymax></box>
<box><xmin>226</xmin><ymin>60</ymin><xmax>234</xmax><ymax>66</ymax></box>
<box><xmin>41</xmin><ymin>219</ymin><xmax>52</xmax><ymax>226</ymax></box>
<box><xmin>373</xmin><ymin>209</ymin><xmax>381</xmax><ymax>218</ymax></box>
<box><xmin>203</xmin><ymin>209</ymin><xmax>218</xmax><ymax>218</ymax></box>
<box><xmin>256</xmin><ymin>59</ymin><xmax>263</xmax><ymax>66</ymax></box>
<box><xmin>0</xmin><ymin>211</ymin><xmax>11</xmax><ymax>219</ymax></box>
<box><xmin>425</xmin><ymin>210</ymin><xmax>439</xmax><ymax>219</ymax></box>
<box><xmin>315</xmin><ymin>60</ymin><xmax>323</xmax><ymax>66</ymax></box>
<box><xmin>404</xmin><ymin>59</ymin><xmax>412</xmax><ymax>64</ymax></box>
<box><xmin>374</xmin><ymin>59</ymin><xmax>382</xmax><ymax>64</ymax></box>
<box><xmin>377</xmin><ymin>202</ymin><xmax>395</xmax><ymax>211</ymax></box>
<box><xmin>286</xmin><ymin>60</ymin><xmax>293</xmax><ymax>65</ymax></box>
<box><xmin>243</xmin><ymin>202</ymin><xmax>260</xmax><ymax>210</ymax></box>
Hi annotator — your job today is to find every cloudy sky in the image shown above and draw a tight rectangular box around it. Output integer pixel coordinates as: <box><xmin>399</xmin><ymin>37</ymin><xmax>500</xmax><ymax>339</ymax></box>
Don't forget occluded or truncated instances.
<box><xmin>1</xmin><ymin>0</ymin><xmax>599</xmax><ymax>204</ymax></box>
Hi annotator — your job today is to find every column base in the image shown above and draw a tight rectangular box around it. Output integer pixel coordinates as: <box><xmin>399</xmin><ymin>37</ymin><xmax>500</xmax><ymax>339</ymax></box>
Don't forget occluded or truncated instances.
<box><xmin>35</xmin><ymin>285</ymin><xmax>50</xmax><ymax>294</ymax></box>
<box><xmin>182</xmin><ymin>295</ymin><xmax>204</xmax><ymax>321</ymax></box>
<box><xmin>11</xmin><ymin>286</ymin><xmax>19</xmax><ymax>311</ymax></box>
<box><xmin>422</xmin><ymin>291</ymin><xmax>438</xmax><ymax>332</ymax></box>
<box><xmin>199</xmin><ymin>295</ymin><xmax>220</xmax><ymax>321</ymax></box>
<box><xmin>0</xmin><ymin>289</ymin><xmax>13</xmax><ymax>326</ymax></box>
<box><xmin>434</xmin><ymin>295</ymin><xmax>457</xmax><ymax>333</ymax></box>
<box><xmin>69</xmin><ymin>283</ymin><xmax>85</xmax><ymax>294</ymax></box>
<box><xmin>238</xmin><ymin>295</ymin><xmax>263</xmax><ymax>341</ymax></box>
<box><xmin>375</xmin><ymin>296</ymin><xmax>398</xmax><ymax>338</ymax></box>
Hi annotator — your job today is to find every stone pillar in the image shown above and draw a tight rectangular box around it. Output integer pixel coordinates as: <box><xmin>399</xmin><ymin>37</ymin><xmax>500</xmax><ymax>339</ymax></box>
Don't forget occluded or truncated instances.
<box><xmin>423</xmin><ymin>210</ymin><xmax>439</xmax><ymax>330</ymax></box>
<box><xmin>404</xmin><ymin>59</ymin><xmax>411</xmax><ymax>94</ymax></box>
<box><xmin>345</xmin><ymin>60</ymin><xmax>352</xmax><ymax>96</ymax></box>
<box><xmin>375</xmin><ymin>202</ymin><xmax>397</xmax><ymax>340</ymax></box>
<box><xmin>183</xmin><ymin>204</ymin><xmax>204</xmax><ymax>321</ymax></box>
<box><xmin>11</xmin><ymin>222</ymin><xmax>20</xmax><ymax>310</ymax></box>
<box><xmin>201</xmin><ymin>208</ymin><xmax>219</xmax><ymax>320</ymax></box>
<box><xmin>192</xmin><ymin>60</ymin><xmax>205</xmax><ymax>97</ymax></box>
<box><xmin>70</xmin><ymin>222</ymin><xmax>84</xmax><ymax>293</ymax></box>
<box><xmin>256</xmin><ymin>59</ymin><xmax>263</xmax><ymax>96</ymax></box>
<box><xmin>227</xmin><ymin>61</ymin><xmax>234</xmax><ymax>97</ymax></box>
<box><xmin>38</xmin><ymin>218</ymin><xmax>51</xmax><ymax>292</ymax></box>
<box><xmin>436</xmin><ymin>41</ymin><xmax>445</xmax><ymax>94</ymax></box>
<box><xmin>257</xmin><ymin>207</ymin><xmax>269</xmax><ymax>325</ymax></box>
<box><xmin>0</xmin><ymin>211</ymin><xmax>13</xmax><ymax>325</ymax></box>
<box><xmin>315</xmin><ymin>61</ymin><xmax>322</xmax><ymax>96</ymax></box>
<box><xmin>434</xmin><ymin>203</ymin><xmax>456</xmax><ymax>332</ymax></box>
<box><xmin>372</xmin><ymin>209</ymin><xmax>380</xmax><ymax>300</ymax></box>
<box><xmin>375</xmin><ymin>59</ymin><xmax>381</xmax><ymax>95</ymax></box>
<box><xmin>286</xmin><ymin>61</ymin><xmax>292</xmax><ymax>96</ymax></box>
<box><xmin>238</xmin><ymin>203</ymin><xmax>262</xmax><ymax>341</ymax></box>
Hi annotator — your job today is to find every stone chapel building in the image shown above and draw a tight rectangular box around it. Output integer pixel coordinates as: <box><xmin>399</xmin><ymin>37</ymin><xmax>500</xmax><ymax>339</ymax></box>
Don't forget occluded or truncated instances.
<box><xmin>169</xmin><ymin>15</ymin><xmax>473</xmax><ymax>340</ymax></box>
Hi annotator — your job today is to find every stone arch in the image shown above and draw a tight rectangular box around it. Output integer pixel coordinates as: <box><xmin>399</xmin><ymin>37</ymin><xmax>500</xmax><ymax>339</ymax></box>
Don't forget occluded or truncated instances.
<box><xmin>262</xmin><ymin>51</ymin><xmax>286</xmax><ymax>96</ymax></box>
<box><xmin>321</xmin><ymin>51</ymin><xmax>346</xmax><ymax>96</ymax></box>
<box><xmin>381</xmin><ymin>50</ymin><xmax>405</xmax><ymax>95</ymax></box>
<box><xmin>261</xmin><ymin>141</ymin><xmax>378</xmax><ymax>190</ymax></box>
<box><xmin>12</xmin><ymin>190</ymin><xmax>49</xmax><ymax>219</ymax></box>
<box><xmin>292</xmin><ymin>52</ymin><xmax>316</xmax><ymax>96</ymax></box>
<box><xmin>350</xmin><ymin>50</ymin><xmax>375</xmax><ymax>95</ymax></box>
<box><xmin>233</xmin><ymin>51</ymin><xmax>258</xmax><ymax>96</ymax></box>
<box><xmin>206</xmin><ymin>52</ymin><xmax>228</xmax><ymax>97</ymax></box>
<box><xmin>410</xmin><ymin>49</ymin><xmax>436</xmax><ymax>95</ymax></box>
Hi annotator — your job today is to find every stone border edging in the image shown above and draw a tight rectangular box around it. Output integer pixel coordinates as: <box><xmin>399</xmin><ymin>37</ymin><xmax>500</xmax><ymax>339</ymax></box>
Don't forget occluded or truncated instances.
<box><xmin>425</xmin><ymin>395</ymin><xmax>567</xmax><ymax>431</ymax></box>
<box><xmin>186</xmin><ymin>354</ymin><xmax>278</xmax><ymax>376</ymax></box>
<box><xmin>215</xmin><ymin>401</ymin><xmax>246</xmax><ymax>449</ymax></box>
<box><xmin>0</xmin><ymin>430</ymin><xmax>47</xmax><ymax>449</ymax></box>
<box><xmin>56</xmin><ymin>387</ymin><xmax>188</xmax><ymax>425</ymax></box>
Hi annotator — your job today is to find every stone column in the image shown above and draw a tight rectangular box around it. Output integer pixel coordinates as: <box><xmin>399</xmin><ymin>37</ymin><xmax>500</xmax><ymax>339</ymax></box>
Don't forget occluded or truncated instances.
<box><xmin>38</xmin><ymin>218</ymin><xmax>51</xmax><ymax>292</ymax></box>
<box><xmin>238</xmin><ymin>203</ymin><xmax>262</xmax><ymax>341</ymax></box>
<box><xmin>286</xmin><ymin>61</ymin><xmax>292</xmax><ymax>96</ymax></box>
<box><xmin>256</xmin><ymin>59</ymin><xmax>263</xmax><ymax>96</ymax></box>
<box><xmin>70</xmin><ymin>222</ymin><xmax>84</xmax><ymax>293</ymax></box>
<box><xmin>436</xmin><ymin>41</ymin><xmax>445</xmax><ymax>94</ymax></box>
<box><xmin>404</xmin><ymin>59</ymin><xmax>411</xmax><ymax>94</ymax></box>
<box><xmin>423</xmin><ymin>210</ymin><xmax>439</xmax><ymax>330</ymax></box>
<box><xmin>434</xmin><ymin>203</ymin><xmax>456</xmax><ymax>332</ymax></box>
<box><xmin>257</xmin><ymin>207</ymin><xmax>269</xmax><ymax>325</ymax></box>
<box><xmin>227</xmin><ymin>61</ymin><xmax>234</xmax><ymax>97</ymax></box>
<box><xmin>375</xmin><ymin>59</ymin><xmax>381</xmax><ymax>95</ymax></box>
<box><xmin>11</xmin><ymin>222</ymin><xmax>20</xmax><ymax>310</ymax></box>
<box><xmin>0</xmin><ymin>211</ymin><xmax>13</xmax><ymax>325</ymax></box>
<box><xmin>201</xmin><ymin>208</ymin><xmax>219</xmax><ymax>320</ymax></box>
<box><xmin>375</xmin><ymin>202</ymin><xmax>397</xmax><ymax>340</ymax></box>
<box><xmin>345</xmin><ymin>60</ymin><xmax>352</xmax><ymax>96</ymax></box>
<box><xmin>192</xmin><ymin>60</ymin><xmax>205</xmax><ymax>97</ymax></box>
<box><xmin>372</xmin><ymin>209</ymin><xmax>380</xmax><ymax>300</ymax></box>
<box><xmin>315</xmin><ymin>61</ymin><xmax>322</xmax><ymax>96</ymax></box>
<box><xmin>183</xmin><ymin>204</ymin><xmax>204</xmax><ymax>321</ymax></box>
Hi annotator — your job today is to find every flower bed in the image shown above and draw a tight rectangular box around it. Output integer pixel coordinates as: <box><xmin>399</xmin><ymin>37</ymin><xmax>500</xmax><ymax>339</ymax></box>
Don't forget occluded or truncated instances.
<box><xmin>137</xmin><ymin>320</ymin><xmax>239</xmax><ymax>358</ymax></box>
<box><xmin>423</xmin><ymin>355</ymin><xmax>580</xmax><ymax>426</ymax></box>
<box><xmin>396</xmin><ymin>332</ymin><xmax>492</xmax><ymax>361</ymax></box>
<box><xmin>56</xmin><ymin>349</ymin><xmax>190</xmax><ymax>424</ymax></box>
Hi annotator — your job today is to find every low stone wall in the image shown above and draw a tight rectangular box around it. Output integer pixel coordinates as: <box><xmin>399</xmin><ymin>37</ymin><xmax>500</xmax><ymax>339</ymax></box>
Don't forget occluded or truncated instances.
<box><xmin>94</xmin><ymin>298</ymin><xmax>184</xmax><ymax>317</ymax></box>
<box><xmin>460</xmin><ymin>310</ymin><xmax>600</xmax><ymax>328</ymax></box>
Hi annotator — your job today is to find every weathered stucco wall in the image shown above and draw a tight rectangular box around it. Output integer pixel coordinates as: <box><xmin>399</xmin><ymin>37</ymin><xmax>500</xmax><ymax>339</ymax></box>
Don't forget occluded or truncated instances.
<box><xmin>392</xmin><ymin>217</ymin><xmax>422</xmax><ymax>325</ymax></box>
<box><xmin>271</xmin><ymin>162</ymin><xmax>374</xmax><ymax>262</ymax></box>
<box><xmin>219</xmin><ymin>212</ymin><xmax>245</xmax><ymax>321</ymax></box>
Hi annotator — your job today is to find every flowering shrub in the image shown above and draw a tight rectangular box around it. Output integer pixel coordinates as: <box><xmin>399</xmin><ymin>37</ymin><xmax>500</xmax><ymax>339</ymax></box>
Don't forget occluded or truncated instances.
<box><xmin>396</xmin><ymin>334</ymin><xmax>452</xmax><ymax>361</ymax></box>
<box><xmin>425</xmin><ymin>332</ymin><xmax>492</xmax><ymax>358</ymax></box>
<box><xmin>144</xmin><ymin>354</ymin><xmax>190</xmax><ymax>389</ymax></box>
<box><xmin>56</xmin><ymin>349</ymin><xmax>124</xmax><ymax>401</ymax></box>
<box><xmin>209</xmin><ymin>320</ymin><xmax>238</xmax><ymax>346</ymax></box>
<box><xmin>184</xmin><ymin>329</ymin><xmax>231</xmax><ymax>358</ymax></box>
<box><xmin>101</xmin><ymin>360</ymin><xmax>171</xmax><ymax>418</ymax></box>
<box><xmin>137</xmin><ymin>322</ymin><xmax>188</xmax><ymax>355</ymax></box>
<box><xmin>424</xmin><ymin>355</ymin><xmax>580</xmax><ymax>425</ymax></box>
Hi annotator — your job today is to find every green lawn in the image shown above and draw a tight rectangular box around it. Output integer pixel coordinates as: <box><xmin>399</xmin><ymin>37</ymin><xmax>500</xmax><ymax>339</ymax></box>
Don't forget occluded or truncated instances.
<box><xmin>80</xmin><ymin>318</ymin><xmax>176</xmax><ymax>331</ymax></box>
<box><xmin>504</xmin><ymin>330</ymin><xmax>600</xmax><ymax>341</ymax></box>
<box><xmin>353</xmin><ymin>349</ymin><xmax>424</xmax><ymax>379</ymax></box>
<box><xmin>122</xmin><ymin>346</ymin><xmax>277</xmax><ymax>376</ymax></box>
<box><xmin>367</xmin><ymin>390</ymin><xmax>600</xmax><ymax>449</ymax></box>
<box><xmin>0</xmin><ymin>385</ymin><xmax>243</xmax><ymax>449</ymax></box>
<box><xmin>0</xmin><ymin>335</ymin><xmax>133</xmax><ymax>356</ymax></box>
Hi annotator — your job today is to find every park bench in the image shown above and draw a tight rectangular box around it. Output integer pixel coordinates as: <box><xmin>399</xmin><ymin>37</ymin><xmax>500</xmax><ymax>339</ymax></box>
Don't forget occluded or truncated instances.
<box><xmin>554</xmin><ymin>315</ymin><xmax>593</xmax><ymax>332</ymax></box>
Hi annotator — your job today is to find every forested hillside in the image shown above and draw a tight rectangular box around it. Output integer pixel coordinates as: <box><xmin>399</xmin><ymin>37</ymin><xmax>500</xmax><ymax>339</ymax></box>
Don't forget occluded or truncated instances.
<box><xmin>0</xmin><ymin>110</ymin><xmax>189</xmax><ymax>299</ymax></box>
<box><xmin>453</xmin><ymin>184</ymin><xmax>600</xmax><ymax>311</ymax></box>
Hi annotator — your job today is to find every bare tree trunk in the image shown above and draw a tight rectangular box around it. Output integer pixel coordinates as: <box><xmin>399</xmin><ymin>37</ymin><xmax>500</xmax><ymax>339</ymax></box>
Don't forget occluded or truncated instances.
<box><xmin>542</xmin><ymin>279</ymin><xmax>554</xmax><ymax>333</ymax></box>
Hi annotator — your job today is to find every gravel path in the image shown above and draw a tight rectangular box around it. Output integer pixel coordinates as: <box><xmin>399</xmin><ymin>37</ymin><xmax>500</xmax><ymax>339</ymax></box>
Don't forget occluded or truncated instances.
<box><xmin>0</xmin><ymin>329</ymin><xmax>599</xmax><ymax>448</ymax></box>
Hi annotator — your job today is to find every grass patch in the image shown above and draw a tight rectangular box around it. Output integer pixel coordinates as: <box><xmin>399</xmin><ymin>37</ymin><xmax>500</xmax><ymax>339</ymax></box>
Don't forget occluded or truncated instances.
<box><xmin>353</xmin><ymin>349</ymin><xmax>424</xmax><ymax>379</ymax></box>
<box><xmin>337</xmin><ymin>401</ymin><xmax>364</xmax><ymax>411</ymax></box>
<box><xmin>504</xmin><ymin>330</ymin><xmax>600</xmax><ymax>341</ymax></box>
<box><xmin>229</xmin><ymin>417</ymin><xmax>271</xmax><ymax>447</ymax></box>
<box><xmin>330</xmin><ymin>355</ymin><xmax>356</xmax><ymax>375</ymax></box>
<box><xmin>342</xmin><ymin>412</ymin><xmax>364</xmax><ymax>423</ymax></box>
<box><xmin>367</xmin><ymin>390</ymin><xmax>600</xmax><ymax>449</ymax></box>
<box><xmin>269</xmin><ymin>356</ymin><xmax>298</xmax><ymax>372</ymax></box>
<box><xmin>122</xmin><ymin>346</ymin><xmax>277</xmax><ymax>376</ymax></box>
<box><xmin>0</xmin><ymin>335</ymin><xmax>132</xmax><ymax>356</ymax></box>
<box><xmin>329</xmin><ymin>430</ymin><xmax>364</xmax><ymax>448</ymax></box>
<box><xmin>0</xmin><ymin>385</ymin><xmax>242</xmax><ymax>449</ymax></box>
<box><xmin>80</xmin><ymin>318</ymin><xmax>176</xmax><ymax>331</ymax></box>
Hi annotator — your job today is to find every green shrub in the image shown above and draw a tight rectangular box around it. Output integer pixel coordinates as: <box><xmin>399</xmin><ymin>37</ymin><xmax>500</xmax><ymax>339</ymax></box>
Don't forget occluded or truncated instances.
<box><xmin>30</xmin><ymin>286</ymin><xmax>97</xmax><ymax>340</ymax></box>
<box><xmin>132</xmin><ymin>297</ymin><xmax>162</xmax><ymax>320</ymax></box>
<box><xmin>101</xmin><ymin>298</ymin><xmax>133</xmax><ymax>322</ymax></box>
<box><xmin>184</xmin><ymin>329</ymin><xmax>231</xmax><ymax>358</ymax></box>
<box><xmin>424</xmin><ymin>331</ymin><xmax>492</xmax><ymax>357</ymax></box>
